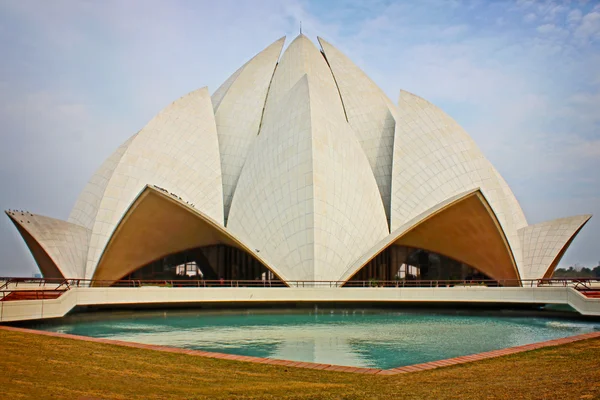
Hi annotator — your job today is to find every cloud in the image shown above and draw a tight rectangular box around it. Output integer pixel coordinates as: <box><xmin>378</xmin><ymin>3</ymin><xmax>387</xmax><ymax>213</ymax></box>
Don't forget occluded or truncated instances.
<box><xmin>567</xmin><ymin>138</ymin><xmax>600</xmax><ymax>158</ymax></box>
<box><xmin>441</xmin><ymin>24</ymin><xmax>469</xmax><ymax>36</ymax></box>
<box><xmin>574</xmin><ymin>11</ymin><xmax>600</xmax><ymax>41</ymax></box>
<box><xmin>536</xmin><ymin>23</ymin><xmax>568</xmax><ymax>36</ymax></box>
<box><xmin>567</xmin><ymin>9</ymin><xmax>583</xmax><ymax>24</ymax></box>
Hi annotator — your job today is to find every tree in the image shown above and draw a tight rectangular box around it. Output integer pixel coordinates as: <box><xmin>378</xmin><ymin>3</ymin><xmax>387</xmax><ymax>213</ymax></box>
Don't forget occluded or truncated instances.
<box><xmin>593</xmin><ymin>264</ymin><xmax>600</xmax><ymax>278</ymax></box>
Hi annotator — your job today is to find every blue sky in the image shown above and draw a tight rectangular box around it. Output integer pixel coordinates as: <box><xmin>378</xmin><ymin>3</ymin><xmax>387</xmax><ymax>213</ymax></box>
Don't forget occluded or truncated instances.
<box><xmin>0</xmin><ymin>0</ymin><xmax>598</xmax><ymax>276</ymax></box>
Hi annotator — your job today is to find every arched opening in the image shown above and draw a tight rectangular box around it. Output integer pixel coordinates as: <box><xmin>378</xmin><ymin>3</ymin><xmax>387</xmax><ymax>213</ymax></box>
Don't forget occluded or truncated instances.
<box><xmin>119</xmin><ymin>245</ymin><xmax>281</xmax><ymax>285</ymax></box>
<box><xmin>338</xmin><ymin>190</ymin><xmax>521</xmax><ymax>286</ymax></box>
<box><xmin>344</xmin><ymin>245</ymin><xmax>494</xmax><ymax>286</ymax></box>
<box><xmin>91</xmin><ymin>185</ymin><xmax>288</xmax><ymax>286</ymax></box>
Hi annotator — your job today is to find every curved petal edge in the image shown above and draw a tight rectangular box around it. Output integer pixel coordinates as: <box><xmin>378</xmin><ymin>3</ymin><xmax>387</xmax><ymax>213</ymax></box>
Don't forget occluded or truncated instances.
<box><xmin>68</xmin><ymin>134</ymin><xmax>136</xmax><ymax>231</ymax></box>
<box><xmin>228</xmin><ymin>72</ymin><xmax>388</xmax><ymax>282</ymax></box>
<box><xmin>212</xmin><ymin>37</ymin><xmax>285</xmax><ymax>223</ymax></box>
<box><xmin>6</xmin><ymin>210</ymin><xmax>90</xmax><ymax>279</ymax></box>
<box><xmin>318</xmin><ymin>37</ymin><xmax>396</xmax><ymax>226</ymax></box>
<box><xmin>91</xmin><ymin>185</ymin><xmax>287</xmax><ymax>286</ymax></box>
<box><xmin>85</xmin><ymin>87</ymin><xmax>224</xmax><ymax>279</ymax></box>
<box><xmin>392</xmin><ymin>90</ymin><xmax>528</xmax><ymax>270</ymax></box>
<box><xmin>339</xmin><ymin>189</ymin><xmax>521</xmax><ymax>285</ymax></box>
<box><xmin>518</xmin><ymin>215</ymin><xmax>592</xmax><ymax>280</ymax></box>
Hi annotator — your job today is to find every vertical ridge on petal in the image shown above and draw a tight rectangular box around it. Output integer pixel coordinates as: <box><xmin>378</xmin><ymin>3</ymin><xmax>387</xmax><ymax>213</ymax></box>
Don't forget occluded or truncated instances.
<box><xmin>318</xmin><ymin>37</ymin><xmax>396</xmax><ymax>227</ymax></box>
<box><xmin>261</xmin><ymin>34</ymin><xmax>345</xmax><ymax>129</ymax></box>
<box><xmin>212</xmin><ymin>37</ymin><xmax>285</xmax><ymax>223</ymax></box>
<box><xmin>228</xmin><ymin>76</ymin><xmax>315</xmax><ymax>280</ymax></box>
<box><xmin>229</xmin><ymin>47</ymin><xmax>388</xmax><ymax>282</ymax></box>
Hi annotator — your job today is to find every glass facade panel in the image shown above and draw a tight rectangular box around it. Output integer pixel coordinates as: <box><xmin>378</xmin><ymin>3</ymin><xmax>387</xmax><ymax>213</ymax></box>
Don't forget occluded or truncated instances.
<box><xmin>345</xmin><ymin>245</ymin><xmax>494</xmax><ymax>286</ymax></box>
<box><xmin>120</xmin><ymin>245</ymin><xmax>282</xmax><ymax>285</ymax></box>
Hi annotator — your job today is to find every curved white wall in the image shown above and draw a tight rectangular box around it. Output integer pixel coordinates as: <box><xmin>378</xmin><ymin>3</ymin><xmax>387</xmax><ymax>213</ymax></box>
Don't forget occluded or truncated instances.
<box><xmin>68</xmin><ymin>135</ymin><xmax>136</xmax><ymax>231</ymax></box>
<box><xmin>85</xmin><ymin>88</ymin><xmax>224</xmax><ymax>279</ymax></box>
<box><xmin>7</xmin><ymin>211</ymin><xmax>90</xmax><ymax>278</ymax></box>
<box><xmin>228</xmin><ymin>35</ymin><xmax>388</xmax><ymax>282</ymax></box>
<box><xmin>519</xmin><ymin>215</ymin><xmax>592</xmax><ymax>280</ymax></box>
<box><xmin>212</xmin><ymin>37</ymin><xmax>285</xmax><ymax>223</ymax></box>
<box><xmin>391</xmin><ymin>90</ymin><xmax>528</xmax><ymax>272</ymax></box>
<box><xmin>319</xmin><ymin>37</ymin><xmax>396</xmax><ymax>227</ymax></box>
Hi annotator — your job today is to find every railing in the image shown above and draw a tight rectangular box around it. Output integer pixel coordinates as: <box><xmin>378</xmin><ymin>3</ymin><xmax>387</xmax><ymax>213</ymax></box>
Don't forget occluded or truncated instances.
<box><xmin>0</xmin><ymin>278</ymin><xmax>73</xmax><ymax>302</ymax></box>
<box><xmin>0</xmin><ymin>289</ymin><xmax>67</xmax><ymax>301</ymax></box>
<box><xmin>0</xmin><ymin>277</ymin><xmax>598</xmax><ymax>290</ymax></box>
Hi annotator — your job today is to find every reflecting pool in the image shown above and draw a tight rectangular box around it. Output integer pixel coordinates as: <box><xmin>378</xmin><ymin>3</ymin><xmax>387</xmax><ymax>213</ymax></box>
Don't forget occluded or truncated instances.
<box><xmin>29</xmin><ymin>309</ymin><xmax>600</xmax><ymax>369</ymax></box>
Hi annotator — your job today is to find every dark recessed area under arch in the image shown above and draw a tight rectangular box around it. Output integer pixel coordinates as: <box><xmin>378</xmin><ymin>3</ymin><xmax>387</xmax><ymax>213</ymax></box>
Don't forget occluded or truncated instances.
<box><xmin>120</xmin><ymin>245</ymin><xmax>283</xmax><ymax>285</ymax></box>
<box><xmin>344</xmin><ymin>245</ymin><xmax>494</xmax><ymax>286</ymax></box>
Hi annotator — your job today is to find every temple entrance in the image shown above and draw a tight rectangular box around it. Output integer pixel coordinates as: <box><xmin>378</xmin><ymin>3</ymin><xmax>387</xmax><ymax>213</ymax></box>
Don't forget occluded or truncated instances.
<box><xmin>119</xmin><ymin>245</ymin><xmax>282</xmax><ymax>285</ymax></box>
<box><xmin>344</xmin><ymin>245</ymin><xmax>494</xmax><ymax>286</ymax></box>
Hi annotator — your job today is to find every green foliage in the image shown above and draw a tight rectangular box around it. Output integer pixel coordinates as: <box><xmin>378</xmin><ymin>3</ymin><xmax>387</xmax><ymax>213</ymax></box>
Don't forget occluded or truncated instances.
<box><xmin>553</xmin><ymin>263</ymin><xmax>600</xmax><ymax>278</ymax></box>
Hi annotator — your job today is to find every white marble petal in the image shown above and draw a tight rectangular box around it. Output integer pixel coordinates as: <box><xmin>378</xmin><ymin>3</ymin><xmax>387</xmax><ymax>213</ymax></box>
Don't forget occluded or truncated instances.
<box><xmin>6</xmin><ymin>211</ymin><xmax>90</xmax><ymax>278</ymax></box>
<box><xmin>519</xmin><ymin>215</ymin><xmax>592</xmax><ymax>280</ymax></box>
<box><xmin>68</xmin><ymin>135</ymin><xmax>136</xmax><ymax>231</ymax></box>
<box><xmin>8</xmin><ymin>34</ymin><xmax>592</xmax><ymax>285</ymax></box>
<box><xmin>391</xmin><ymin>90</ymin><xmax>528</xmax><ymax>273</ymax></box>
<box><xmin>228</xmin><ymin>36</ymin><xmax>388</xmax><ymax>282</ymax></box>
<box><xmin>212</xmin><ymin>37</ymin><xmax>285</xmax><ymax>223</ymax></box>
<box><xmin>318</xmin><ymin>37</ymin><xmax>396</xmax><ymax>227</ymax></box>
<box><xmin>85</xmin><ymin>87</ymin><xmax>223</xmax><ymax>279</ymax></box>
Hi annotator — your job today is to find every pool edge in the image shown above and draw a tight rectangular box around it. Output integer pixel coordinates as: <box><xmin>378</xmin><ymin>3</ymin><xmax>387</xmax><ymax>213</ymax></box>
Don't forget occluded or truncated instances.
<box><xmin>1</xmin><ymin>325</ymin><xmax>599</xmax><ymax>375</ymax></box>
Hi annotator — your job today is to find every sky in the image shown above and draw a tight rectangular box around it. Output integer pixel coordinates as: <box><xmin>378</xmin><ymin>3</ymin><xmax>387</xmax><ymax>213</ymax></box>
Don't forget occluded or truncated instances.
<box><xmin>0</xmin><ymin>0</ymin><xmax>598</xmax><ymax>277</ymax></box>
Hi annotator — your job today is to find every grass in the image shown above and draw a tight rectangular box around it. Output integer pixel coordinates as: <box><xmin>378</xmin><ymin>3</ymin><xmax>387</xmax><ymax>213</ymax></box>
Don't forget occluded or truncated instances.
<box><xmin>0</xmin><ymin>329</ymin><xmax>599</xmax><ymax>399</ymax></box>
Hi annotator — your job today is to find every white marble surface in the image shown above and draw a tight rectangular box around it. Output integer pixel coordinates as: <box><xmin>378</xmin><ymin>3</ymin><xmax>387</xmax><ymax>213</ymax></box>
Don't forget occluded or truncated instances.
<box><xmin>68</xmin><ymin>135</ymin><xmax>136</xmax><ymax>232</ymax></box>
<box><xmin>391</xmin><ymin>90</ymin><xmax>529</xmax><ymax>273</ymax></box>
<box><xmin>6</xmin><ymin>34</ymin><xmax>592</xmax><ymax>284</ymax></box>
<box><xmin>228</xmin><ymin>35</ymin><xmax>388</xmax><ymax>282</ymax></box>
<box><xmin>519</xmin><ymin>215</ymin><xmax>592</xmax><ymax>280</ymax></box>
<box><xmin>319</xmin><ymin>37</ymin><xmax>396</xmax><ymax>227</ymax></box>
<box><xmin>85</xmin><ymin>87</ymin><xmax>224</xmax><ymax>279</ymax></box>
<box><xmin>213</xmin><ymin>37</ymin><xmax>285</xmax><ymax>223</ymax></box>
<box><xmin>6</xmin><ymin>211</ymin><xmax>90</xmax><ymax>278</ymax></box>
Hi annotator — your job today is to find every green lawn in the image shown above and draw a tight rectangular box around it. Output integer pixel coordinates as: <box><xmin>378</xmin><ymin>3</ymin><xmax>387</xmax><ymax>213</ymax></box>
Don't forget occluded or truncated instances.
<box><xmin>1</xmin><ymin>329</ymin><xmax>599</xmax><ymax>399</ymax></box>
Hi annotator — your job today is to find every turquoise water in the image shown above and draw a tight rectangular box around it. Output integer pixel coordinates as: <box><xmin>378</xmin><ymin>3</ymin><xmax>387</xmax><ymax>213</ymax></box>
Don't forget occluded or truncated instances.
<box><xmin>30</xmin><ymin>310</ymin><xmax>599</xmax><ymax>369</ymax></box>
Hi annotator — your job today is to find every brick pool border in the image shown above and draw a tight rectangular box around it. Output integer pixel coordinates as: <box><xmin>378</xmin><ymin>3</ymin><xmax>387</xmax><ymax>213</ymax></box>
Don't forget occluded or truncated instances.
<box><xmin>1</xmin><ymin>325</ymin><xmax>599</xmax><ymax>375</ymax></box>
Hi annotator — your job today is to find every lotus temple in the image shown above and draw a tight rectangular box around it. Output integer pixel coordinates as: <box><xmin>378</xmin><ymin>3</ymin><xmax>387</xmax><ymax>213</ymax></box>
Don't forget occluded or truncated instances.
<box><xmin>3</xmin><ymin>34</ymin><xmax>594</xmax><ymax>294</ymax></box>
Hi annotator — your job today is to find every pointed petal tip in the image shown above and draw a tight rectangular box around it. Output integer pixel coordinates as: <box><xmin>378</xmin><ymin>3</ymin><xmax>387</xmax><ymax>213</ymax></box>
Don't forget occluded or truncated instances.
<box><xmin>292</xmin><ymin>32</ymin><xmax>310</xmax><ymax>42</ymax></box>
<box><xmin>175</xmin><ymin>87</ymin><xmax>210</xmax><ymax>103</ymax></box>
<box><xmin>316</xmin><ymin>36</ymin><xmax>329</xmax><ymax>45</ymax></box>
<box><xmin>268</xmin><ymin>36</ymin><xmax>286</xmax><ymax>49</ymax></box>
<box><xmin>273</xmin><ymin>36</ymin><xmax>286</xmax><ymax>50</ymax></box>
<box><xmin>398</xmin><ymin>89</ymin><xmax>423</xmax><ymax>104</ymax></box>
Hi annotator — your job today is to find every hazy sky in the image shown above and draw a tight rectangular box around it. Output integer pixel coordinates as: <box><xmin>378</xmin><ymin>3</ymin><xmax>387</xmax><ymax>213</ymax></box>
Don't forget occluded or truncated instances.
<box><xmin>0</xmin><ymin>0</ymin><xmax>599</xmax><ymax>277</ymax></box>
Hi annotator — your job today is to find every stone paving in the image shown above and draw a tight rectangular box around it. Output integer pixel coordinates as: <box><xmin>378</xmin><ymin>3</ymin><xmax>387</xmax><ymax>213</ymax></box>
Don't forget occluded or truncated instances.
<box><xmin>1</xmin><ymin>325</ymin><xmax>599</xmax><ymax>375</ymax></box>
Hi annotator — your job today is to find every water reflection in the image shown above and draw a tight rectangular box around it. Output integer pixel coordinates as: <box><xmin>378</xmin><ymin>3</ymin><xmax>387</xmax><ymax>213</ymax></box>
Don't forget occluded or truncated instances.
<box><xmin>34</xmin><ymin>310</ymin><xmax>600</xmax><ymax>369</ymax></box>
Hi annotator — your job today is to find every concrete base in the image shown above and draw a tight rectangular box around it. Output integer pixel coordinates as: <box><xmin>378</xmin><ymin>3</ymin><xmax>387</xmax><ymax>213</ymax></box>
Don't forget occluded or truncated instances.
<box><xmin>1</xmin><ymin>286</ymin><xmax>600</xmax><ymax>322</ymax></box>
